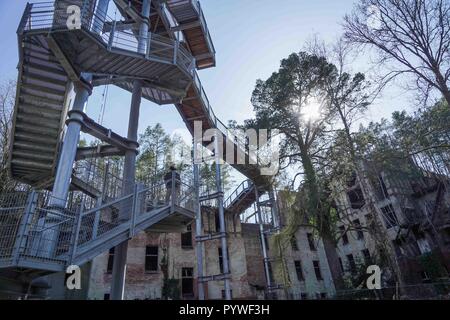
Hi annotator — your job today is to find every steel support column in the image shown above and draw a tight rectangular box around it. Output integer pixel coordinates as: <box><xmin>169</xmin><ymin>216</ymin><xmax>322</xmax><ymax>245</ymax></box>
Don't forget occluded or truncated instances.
<box><xmin>110</xmin><ymin>0</ymin><xmax>151</xmax><ymax>301</ymax></box>
<box><xmin>193</xmin><ymin>140</ymin><xmax>205</xmax><ymax>300</ymax></box>
<box><xmin>50</xmin><ymin>77</ymin><xmax>92</xmax><ymax>207</ymax></box>
<box><xmin>255</xmin><ymin>188</ymin><xmax>273</xmax><ymax>295</ymax></box>
<box><xmin>214</xmin><ymin>132</ymin><xmax>231</xmax><ymax>300</ymax></box>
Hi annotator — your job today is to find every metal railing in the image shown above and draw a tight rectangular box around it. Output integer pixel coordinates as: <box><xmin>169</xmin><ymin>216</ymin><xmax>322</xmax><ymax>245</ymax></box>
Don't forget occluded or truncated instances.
<box><xmin>0</xmin><ymin>174</ymin><xmax>195</xmax><ymax>270</ymax></box>
<box><xmin>19</xmin><ymin>1</ymin><xmax>196</xmax><ymax>75</ymax></box>
<box><xmin>191</xmin><ymin>71</ymin><xmax>257</xmax><ymax>164</ymax></box>
<box><xmin>224</xmin><ymin>180</ymin><xmax>254</xmax><ymax>209</ymax></box>
<box><xmin>192</xmin><ymin>0</ymin><xmax>216</xmax><ymax>56</ymax></box>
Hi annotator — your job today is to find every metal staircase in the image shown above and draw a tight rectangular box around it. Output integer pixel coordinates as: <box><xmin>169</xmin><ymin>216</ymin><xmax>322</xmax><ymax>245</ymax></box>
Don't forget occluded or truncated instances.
<box><xmin>164</xmin><ymin>0</ymin><xmax>216</xmax><ymax>69</ymax></box>
<box><xmin>0</xmin><ymin>174</ymin><xmax>195</xmax><ymax>277</ymax></box>
<box><xmin>1</xmin><ymin>0</ymin><xmax>276</xmax><ymax>298</ymax></box>
<box><xmin>9</xmin><ymin>31</ymin><xmax>70</xmax><ymax>186</ymax></box>
<box><xmin>224</xmin><ymin>180</ymin><xmax>256</xmax><ymax>214</ymax></box>
<box><xmin>8</xmin><ymin>0</ymin><xmax>197</xmax><ymax>187</ymax></box>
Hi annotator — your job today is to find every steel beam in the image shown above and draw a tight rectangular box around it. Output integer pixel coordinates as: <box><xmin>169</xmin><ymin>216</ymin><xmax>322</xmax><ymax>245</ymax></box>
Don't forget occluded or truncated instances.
<box><xmin>193</xmin><ymin>151</ymin><xmax>205</xmax><ymax>300</ymax></box>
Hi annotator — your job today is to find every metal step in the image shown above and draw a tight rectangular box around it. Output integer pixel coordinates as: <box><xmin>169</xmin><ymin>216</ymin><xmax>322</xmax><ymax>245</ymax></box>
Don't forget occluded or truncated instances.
<box><xmin>9</xmin><ymin>34</ymin><xmax>69</xmax><ymax>186</ymax></box>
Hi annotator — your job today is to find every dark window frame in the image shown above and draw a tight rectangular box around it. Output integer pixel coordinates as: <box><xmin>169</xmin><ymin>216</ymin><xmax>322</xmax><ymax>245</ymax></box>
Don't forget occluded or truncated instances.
<box><xmin>145</xmin><ymin>246</ymin><xmax>159</xmax><ymax>272</ymax></box>
<box><xmin>347</xmin><ymin>254</ymin><xmax>357</xmax><ymax>273</ymax></box>
<box><xmin>313</xmin><ymin>260</ymin><xmax>323</xmax><ymax>280</ymax></box>
<box><xmin>291</xmin><ymin>236</ymin><xmax>299</xmax><ymax>251</ymax></box>
<box><xmin>339</xmin><ymin>226</ymin><xmax>349</xmax><ymax>245</ymax></box>
<box><xmin>106</xmin><ymin>247</ymin><xmax>115</xmax><ymax>273</ymax></box>
<box><xmin>181</xmin><ymin>267</ymin><xmax>194</xmax><ymax>297</ymax></box>
<box><xmin>294</xmin><ymin>260</ymin><xmax>304</xmax><ymax>281</ymax></box>
<box><xmin>307</xmin><ymin>233</ymin><xmax>317</xmax><ymax>251</ymax></box>
<box><xmin>381</xmin><ymin>204</ymin><xmax>399</xmax><ymax>229</ymax></box>
<box><xmin>181</xmin><ymin>224</ymin><xmax>193</xmax><ymax>249</ymax></box>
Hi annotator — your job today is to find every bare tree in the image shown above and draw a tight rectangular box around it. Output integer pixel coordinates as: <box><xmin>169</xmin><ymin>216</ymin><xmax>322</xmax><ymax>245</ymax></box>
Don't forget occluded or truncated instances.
<box><xmin>343</xmin><ymin>0</ymin><xmax>450</xmax><ymax>106</ymax></box>
<box><xmin>0</xmin><ymin>80</ymin><xmax>19</xmax><ymax>193</ymax></box>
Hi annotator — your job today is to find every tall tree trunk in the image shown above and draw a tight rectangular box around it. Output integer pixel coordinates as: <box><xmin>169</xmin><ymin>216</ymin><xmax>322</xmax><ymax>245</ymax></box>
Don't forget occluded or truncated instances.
<box><xmin>298</xmin><ymin>142</ymin><xmax>345</xmax><ymax>291</ymax></box>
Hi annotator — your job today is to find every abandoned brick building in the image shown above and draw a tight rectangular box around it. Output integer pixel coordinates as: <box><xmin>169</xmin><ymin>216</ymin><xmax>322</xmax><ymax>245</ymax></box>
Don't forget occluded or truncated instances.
<box><xmin>333</xmin><ymin>160</ymin><xmax>450</xmax><ymax>297</ymax></box>
<box><xmin>41</xmin><ymin>156</ymin><xmax>450</xmax><ymax>300</ymax></box>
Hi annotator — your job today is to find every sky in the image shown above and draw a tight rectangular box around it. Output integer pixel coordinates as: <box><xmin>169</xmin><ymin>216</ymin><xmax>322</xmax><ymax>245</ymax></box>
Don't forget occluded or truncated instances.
<box><xmin>0</xmin><ymin>0</ymin><xmax>412</xmax><ymax>190</ymax></box>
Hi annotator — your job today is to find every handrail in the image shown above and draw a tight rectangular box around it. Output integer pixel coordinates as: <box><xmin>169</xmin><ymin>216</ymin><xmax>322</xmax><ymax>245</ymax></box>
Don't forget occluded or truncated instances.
<box><xmin>191</xmin><ymin>70</ymin><xmax>259</xmax><ymax>165</ymax></box>
<box><xmin>224</xmin><ymin>179</ymin><xmax>254</xmax><ymax>209</ymax></box>
<box><xmin>194</xmin><ymin>0</ymin><xmax>216</xmax><ymax>55</ymax></box>
<box><xmin>19</xmin><ymin>1</ymin><xmax>195</xmax><ymax>75</ymax></box>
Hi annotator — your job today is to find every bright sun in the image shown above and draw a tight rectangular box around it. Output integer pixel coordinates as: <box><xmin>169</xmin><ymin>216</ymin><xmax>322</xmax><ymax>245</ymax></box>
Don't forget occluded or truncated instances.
<box><xmin>301</xmin><ymin>99</ymin><xmax>322</xmax><ymax>123</ymax></box>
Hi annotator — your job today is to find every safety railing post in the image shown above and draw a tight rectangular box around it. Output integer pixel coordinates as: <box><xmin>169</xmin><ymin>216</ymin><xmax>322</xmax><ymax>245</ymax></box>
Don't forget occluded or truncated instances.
<box><xmin>92</xmin><ymin>197</ymin><xmax>102</xmax><ymax>241</ymax></box>
<box><xmin>146</xmin><ymin>33</ymin><xmax>152</xmax><ymax>59</ymax></box>
<box><xmin>173</xmin><ymin>37</ymin><xmax>179</xmax><ymax>65</ymax></box>
<box><xmin>108</xmin><ymin>20</ymin><xmax>116</xmax><ymax>50</ymax></box>
<box><xmin>69</xmin><ymin>202</ymin><xmax>84</xmax><ymax>264</ymax></box>
<box><xmin>17</xmin><ymin>3</ymin><xmax>33</xmax><ymax>35</ymax></box>
<box><xmin>171</xmin><ymin>170</ymin><xmax>176</xmax><ymax>212</ymax></box>
<box><xmin>13</xmin><ymin>190</ymin><xmax>38</xmax><ymax>264</ymax></box>
<box><xmin>129</xmin><ymin>184</ymin><xmax>140</xmax><ymax>237</ymax></box>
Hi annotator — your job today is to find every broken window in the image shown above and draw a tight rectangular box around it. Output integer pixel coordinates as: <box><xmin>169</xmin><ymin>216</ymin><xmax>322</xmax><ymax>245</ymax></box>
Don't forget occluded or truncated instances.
<box><xmin>347</xmin><ymin>186</ymin><xmax>366</xmax><ymax>209</ymax></box>
<box><xmin>313</xmin><ymin>260</ymin><xmax>323</xmax><ymax>280</ymax></box>
<box><xmin>182</xmin><ymin>267</ymin><xmax>194</xmax><ymax>297</ymax></box>
<box><xmin>145</xmin><ymin>246</ymin><xmax>159</xmax><ymax>272</ymax></box>
<box><xmin>294</xmin><ymin>260</ymin><xmax>304</xmax><ymax>281</ymax></box>
<box><xmin>181</xmin><ymin>224</ymin><xmax>193</xmax><ymax>248</ymax></box>
<box><xmin>218</xmin><ymin>247</ymin><xmax>230</xmax><ymax>274</ymax></box>
<box><xmin>291</xmin><ymin>236</ymin><xmax>299</xmax><ymax>251</ymax></box>
<box><xmin>339</xmin><ymin>226</ymin><xmax>349</xmax><ymax>245</ymax></box>
<box><xmin>215</xmin><ymin>212</ymin><xmax>223</xmax><ymax>232</ymax></box>
<box><xmin>353</xmin><ymin>219</ymin><xmax>364</xmax><ymax>240</ymax></box>
<box><xmin>106</xmin><ymin>247</ymin><xmax>115</xmax><ymax>273</ymax></box>
<box><xmin>381</xmin><ymin>204</ymin><xmax>399</xmax><ymax>228</ymax></box>
<box><xmin>307</xmin><ymin>233</ymin><xmax>316</xmax><ymax>251</ymax></box>
<box><xmin>347</xmin><ymin>254</ymin><xmax>357</xmax><ymax>273</ymax></box>
<box><xmin>375</xmin><ymin>174</ymin><xmax>389</xmax><ymax>200</ymax></box>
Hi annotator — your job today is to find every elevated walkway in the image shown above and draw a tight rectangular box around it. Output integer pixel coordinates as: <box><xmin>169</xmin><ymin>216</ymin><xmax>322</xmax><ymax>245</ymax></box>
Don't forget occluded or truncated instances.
<box><xmin>0</xmin><ymin>175</ymin><xmax>195</xmax><ymax>279</ymax></box>
<box><xmin>224</xmin><ymin>180</ymin><xmax>256</xmax><ymax>215</ymax></box>
<box><xmin>9</xmin><ymin>1</ymin><xmax>195</xmax><ymax>186</ymax></box>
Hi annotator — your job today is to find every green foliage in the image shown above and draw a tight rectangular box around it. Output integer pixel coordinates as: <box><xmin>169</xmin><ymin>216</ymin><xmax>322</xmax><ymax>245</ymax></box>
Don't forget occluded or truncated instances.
<box><xmin>419</xmin><ymin>252</ymin><xmax>448</xmax><ymax>281</ymax></box>
<box><xmin>137</xmin><ymin>123</ymin><xmax>173</xmax><ymax>181</ymax></box>
<box><xmin>161</xmin><ymin>278</ymin><xmax>181</xmax><ymax>300</ymax></box>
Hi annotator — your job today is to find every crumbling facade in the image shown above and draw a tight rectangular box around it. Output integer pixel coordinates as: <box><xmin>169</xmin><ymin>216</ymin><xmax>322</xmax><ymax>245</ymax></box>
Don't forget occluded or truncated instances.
<box><xmin>333</xmin><ymin>163</ymin><xmax>450</xmax><ymax>298</ymax></box>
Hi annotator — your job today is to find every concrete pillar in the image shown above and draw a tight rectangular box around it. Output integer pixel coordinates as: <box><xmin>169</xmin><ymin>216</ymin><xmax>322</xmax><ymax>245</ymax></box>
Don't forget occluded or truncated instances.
<box><xmin>110</xmin><ymin>0</ymin><xmax>151</xmax><ymax>301</ymax></box>
<box><xmin>214</xmin><ymin>132</ymin><xmax>232</xmax><ymax>300</ymax></box>
<box><xmin>92</xmin><ymin>0</ymin><xmax>110</xmax><ymax>34</ymax></box>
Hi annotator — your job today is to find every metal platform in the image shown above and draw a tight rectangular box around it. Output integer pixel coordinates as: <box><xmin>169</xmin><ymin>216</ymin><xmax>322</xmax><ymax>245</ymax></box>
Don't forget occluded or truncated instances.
<box><xmin>0</xmin><ymin>175</ymin><xmax>195</xmax><ymax>277</ymax></box>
